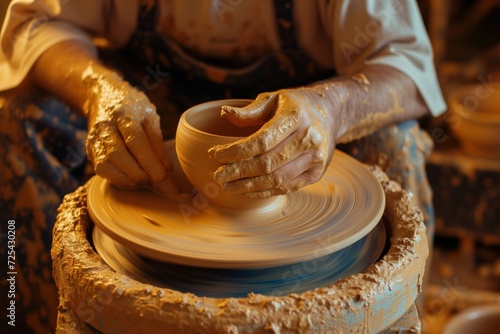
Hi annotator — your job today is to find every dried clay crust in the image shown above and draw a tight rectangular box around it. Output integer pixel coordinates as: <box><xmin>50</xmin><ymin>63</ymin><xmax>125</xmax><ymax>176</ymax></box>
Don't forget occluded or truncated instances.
<box><xmin>52</xmin><ymin>166</ymin><xmax>428</xmax><ymax>334</ymax></box>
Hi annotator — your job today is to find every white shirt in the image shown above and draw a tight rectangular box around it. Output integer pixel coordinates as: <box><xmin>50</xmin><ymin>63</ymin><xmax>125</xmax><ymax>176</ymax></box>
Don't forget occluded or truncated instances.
<box><xmin>0</xmin><ymin>0</ymin><xmax>446</xmax><ymax>115</ymax></box>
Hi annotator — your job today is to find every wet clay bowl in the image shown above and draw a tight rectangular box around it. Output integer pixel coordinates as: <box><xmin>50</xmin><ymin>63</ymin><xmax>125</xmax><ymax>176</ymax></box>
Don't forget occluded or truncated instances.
<box><xmin>52</xmin><ymin>167</ymin><xmax>428</xmax><ymax>333</ymax></box>
<box><xmin>448</xmin><ymin>84</ymin><xmax>500</xmax><ymax>159</ymax></box>
<box><xmin>176</xmin><ymin>99</ymin><xmax>282</xmax><ymax>210</ymax></box>
<box><xmin>442</xmin><ymin>304</ymin><xmax>500</xmax><ymax>334</ymax></box>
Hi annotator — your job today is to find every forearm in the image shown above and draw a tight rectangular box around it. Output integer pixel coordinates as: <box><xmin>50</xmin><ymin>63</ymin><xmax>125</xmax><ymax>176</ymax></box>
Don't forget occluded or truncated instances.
<box><xmin>29</xmin><ymin>40</ymin><xmax>121</xmax><ymax>117</ymax></box>
<box><xmin>307</xmin><ymin>65</ymin><xmax>429</xmax><ymax>144</ymax></box>
<box><xmin>28</xmin><ymin>39</ymin><xmax>182</xmax><ymax>195</ymax></box>
<box><xmin>209</xmin><ymin>64</ymin><xmax>431</xmax><ymax>198</ymax></box>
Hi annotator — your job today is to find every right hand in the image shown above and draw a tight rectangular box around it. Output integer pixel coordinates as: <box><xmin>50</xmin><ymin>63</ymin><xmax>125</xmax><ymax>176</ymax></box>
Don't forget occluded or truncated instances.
<box><xmin>208</xmin><ymin>89</ymin><xmax>337</xmax><ymax>198</ymax></box>
<box><xmin>84</xmin><ymin>71</ymin><xmax>184</xmax><ymax>198</ymax></box>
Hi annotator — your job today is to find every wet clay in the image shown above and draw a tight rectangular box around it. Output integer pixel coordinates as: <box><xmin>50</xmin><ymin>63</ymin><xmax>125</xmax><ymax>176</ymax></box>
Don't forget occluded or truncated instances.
<box><xmin>176</xmin><ymin>99</ymin><xmax>282</xmax><ymax>209</ymax></box>
<box><xmin>210</xmin><ymin>92</ymin><xmax>333</xmax><ymax>198</ymax></box>
<box><xmin>82</xmin><ymin>65</ymin><xmax>184</xmax><ymax>199</ymax></box>
<box><xmin>209</xmin><ymin>67</ymin><xmax>418</xmax><ymax>199</ymax></box>
<box><xmin>87</xmin><ymin>141</ymin><xmax>385</xmax><ymax>269</ymax></box>
<box><xmin>337</xmin><ymin>88</ymin><xmax>405</xmax><ymax>143</ymax></box>
<box><xmin>52</xmin><ymin>166</ymin><xmax>428</xmax><ymax>334</ymax></box>
<box><xmin>352</xmin><ymin>73</ymin><xmax>370</xmax><ymax>91</ymax></box>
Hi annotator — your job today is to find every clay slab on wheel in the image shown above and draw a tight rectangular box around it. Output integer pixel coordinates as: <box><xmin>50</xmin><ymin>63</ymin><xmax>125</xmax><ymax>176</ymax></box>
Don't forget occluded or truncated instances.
<box><xmin>92</xmin><ymin>219</ymin><xmax>387</xmax><ymax>297</ymax></box>
<box><xmin>87</xmin><ymin>140</ymin><xmax>385</xmax><ymax>268</ymax></box>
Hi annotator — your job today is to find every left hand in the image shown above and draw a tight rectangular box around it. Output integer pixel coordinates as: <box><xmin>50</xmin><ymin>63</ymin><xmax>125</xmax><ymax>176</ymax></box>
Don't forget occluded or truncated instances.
<box><xmin>208</xmin><ymin>88</ymin><xmax>338</xmax><ymax>198</ymax></box>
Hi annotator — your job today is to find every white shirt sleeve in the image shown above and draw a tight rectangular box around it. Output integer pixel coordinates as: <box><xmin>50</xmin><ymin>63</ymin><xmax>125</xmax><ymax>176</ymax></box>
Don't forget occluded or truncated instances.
<box><xmin>318</xmin><ymin>0</ymin><xmax>447</xmax><ymax>116</ymax></box>
<box><xmin>0</xmin><ymin>0</ymin><xmax>137</xmax><ymax>91</ymax></box>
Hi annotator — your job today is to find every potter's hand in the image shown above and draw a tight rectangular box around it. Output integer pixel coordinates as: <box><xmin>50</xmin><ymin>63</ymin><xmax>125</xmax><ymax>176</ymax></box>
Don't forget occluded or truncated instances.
<box><xmin>85</xmin><ymin>72</ymin><xmax>182</xmax><ymax>198</ymax></box>
<box><xmin>209</xmin><ymin>89</ymin><xmax>336</xmax><ymax>198</ymax></box>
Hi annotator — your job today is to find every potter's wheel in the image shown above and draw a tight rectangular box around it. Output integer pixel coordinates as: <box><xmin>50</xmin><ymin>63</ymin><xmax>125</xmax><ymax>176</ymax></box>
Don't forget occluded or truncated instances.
<box><xmin>88</xmin><ymin>140</ymin><xmax>386</xmax><ymax>295</ymax></box>
<box><xmin>93</xmin><ymin>221</ymin><xmax>386</xmax><ymax>297</ymax></box>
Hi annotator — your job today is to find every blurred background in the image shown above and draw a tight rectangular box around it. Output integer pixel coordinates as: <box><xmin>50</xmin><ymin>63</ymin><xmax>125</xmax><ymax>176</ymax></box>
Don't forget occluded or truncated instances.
<box><xmin>417</xmin><ymin>0</ymin><xmax>500</xmax><ymax>332</ymax></box>
<box><xmin>0</xmin><ymin>2</ymin><xmax>6</xmax><ymax>17</ymax></box>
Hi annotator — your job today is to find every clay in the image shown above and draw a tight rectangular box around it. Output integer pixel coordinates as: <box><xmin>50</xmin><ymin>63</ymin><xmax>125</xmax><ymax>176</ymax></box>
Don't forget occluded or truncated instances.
<box><xmin>81</xmin><ymin>65</ymin><xmax>184</xmax><ymax>199</ymax></box>
<box><xmin>208</xmin><ymin>67</ymin><xmax>416</xmax><ymax>198</ymax></box>
<box><xmin>443</xmin><ymin>304</ymin><xmax>500</xmax><ymax>334</ymax></box>
<box><xmin>337</xmin><ymin>88</ymin><xmax>405</xmax><ymax>144</ymax></box>
<box><xmin>209</xmin><ymin>92</ymin><xmax>333</xmax><ymax>197</ymax></box>
<box><xmin>352</xmin><ymin>73</ymin><xmax>371</xmax><ymax>91</ymax></box>
<box><xmin>176</xmin><ymin>99</ymin><xmax>278</xmax><ymax>209</ymax></box>
<box><xmin>447</xmin><ymin>84</ymin><xmax>500</xmax><ymax>159</ymax></box>
<box><xmin>87</xmin><ymin>141</ymin><xmax>385</xmax><ymax>269</ymax></box>
<box><xmin>52</xmin><ymin>166</ymin><xmax>428</xmax><ymax>334</ymax></box>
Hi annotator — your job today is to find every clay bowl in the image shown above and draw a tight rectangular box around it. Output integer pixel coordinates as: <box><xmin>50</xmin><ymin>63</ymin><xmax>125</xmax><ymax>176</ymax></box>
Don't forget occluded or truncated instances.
<box><xmin>176</xmin><ymin>99</ymin><xmax>281</xmax><ymax>210</ymax></box>
<box><xmin>442</xmin><ymin>304</ymin><xmax>500</xmax><ymax>334</ymax></box>
<box><xmin>448</xmin><ymin>84</ymin><xmax>500</xmax><ymax>159</ymax></box>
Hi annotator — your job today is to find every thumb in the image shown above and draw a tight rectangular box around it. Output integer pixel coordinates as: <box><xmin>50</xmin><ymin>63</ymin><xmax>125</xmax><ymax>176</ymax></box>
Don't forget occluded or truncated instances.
<box><xmin>221</xmin><ymin>92</ymin><xmax>278</xmax><ymax>127</ymax></box>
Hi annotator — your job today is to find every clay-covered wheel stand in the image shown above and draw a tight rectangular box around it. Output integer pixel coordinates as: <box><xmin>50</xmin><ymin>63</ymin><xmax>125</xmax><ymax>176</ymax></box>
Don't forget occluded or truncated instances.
<box><xmin>52</xmin><ymin>166</ymin><xmax>428</xmax><ymax>333</ymax></box>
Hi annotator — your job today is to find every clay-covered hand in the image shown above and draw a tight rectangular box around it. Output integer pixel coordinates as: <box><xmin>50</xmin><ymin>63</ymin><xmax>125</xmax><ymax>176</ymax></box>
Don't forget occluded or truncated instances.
<box><xmin>84</xmin><ymin>71</ymin><xmax>182</xmax><ymax>198</ymax></box>
<box><xmin>208</xmin><ymin>89</ymin><xmax>338</xmax><ymax>198</ymax></box>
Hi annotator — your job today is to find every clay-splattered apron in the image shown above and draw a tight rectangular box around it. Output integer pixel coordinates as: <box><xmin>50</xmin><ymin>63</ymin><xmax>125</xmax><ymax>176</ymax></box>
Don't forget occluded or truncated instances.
<box><xmin>0</xmin><ymin>0</ymin><xmax>434</xmax><ymax>332</ymax></box>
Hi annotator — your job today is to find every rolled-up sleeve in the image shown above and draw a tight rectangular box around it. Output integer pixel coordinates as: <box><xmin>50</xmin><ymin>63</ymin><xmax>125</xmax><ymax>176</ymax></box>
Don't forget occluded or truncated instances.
<box><xmin>325</xmin><ymin>0</ymin><xmax>446</xmax><ymax>116</ymax></box>
<box><xmin>0</xmin><ymin>1</ymin><xmax>94</xmax><ymax>90</ymax></box>
<box><xmin>0</xmin><ymin>0</ymin><xmax>137</xmax><ymax>92</ymax></box>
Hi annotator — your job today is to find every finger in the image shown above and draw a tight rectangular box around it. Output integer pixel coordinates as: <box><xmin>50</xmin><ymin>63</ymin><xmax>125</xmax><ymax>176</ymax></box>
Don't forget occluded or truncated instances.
<box><xmin>221</xmin><ymin>151</ymin><xmax>321</xmax><ymax>194</ymax></box>
<box><xmin>209</xmin><ymin>112</ymin><xmax>299</xmax><ymax>163</ymax></box>
<box><xmin>142</xmin><ymin>111</ymin><xmax>174</xmax><ymax>171</ymax></box>
<box><xmin>247</xmin><ymin>166</ymin><xmax>324</xmax><ymax>198</ymax></box>
<box><xmin>213</xmin><ymin>125</ymin><xmax>325</xmax><ymax>183</ymax></box>
<box><xmin>116</xmin><ymin>108</ymin><xmax>168</xmax><ymax>182</ymax></box>
<box><xmin>213</xmin><ymin>136</ymin><xmax>301</xmax><ymax>184</ymax></box>
<box><xmin>94</xmin><ymin>159</ymin><xmax>142</xmax><ymax>188</ymax></box>
<box><xmin>221</xmin><ymin>92</ymin><xmax>277</xmax><ymax>127</ymax></box>
<box><xmin>210</xmin><ymin>94</ymin><xmax>302</xmax><ymax>163</ymax></box>
<box><xmin>89</xmin><ymin>124</ymin><xmax>150</xmax><ymax>183</ymax></box>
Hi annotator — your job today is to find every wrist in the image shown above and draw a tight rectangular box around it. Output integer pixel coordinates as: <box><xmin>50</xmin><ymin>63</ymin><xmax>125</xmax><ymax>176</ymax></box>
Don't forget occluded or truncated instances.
<box><xmin>300</xmin><ymin>82</ymin><xmax>350</xmax><ymax>142</ymax></box>
<box><xmin>81</xmin><ymin>64</ymin><xmax>127</xmax><ymax>119</ymax></box>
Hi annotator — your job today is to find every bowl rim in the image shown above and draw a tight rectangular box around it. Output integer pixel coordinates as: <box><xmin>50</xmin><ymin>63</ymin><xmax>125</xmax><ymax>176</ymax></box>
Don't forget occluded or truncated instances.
<box><xmin>180</xmin><ymin>99</ymin><xmax>254</xmax><ymax>139</ymax></box>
